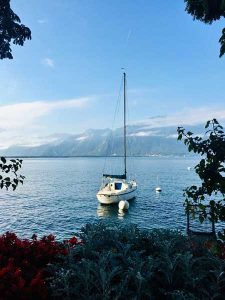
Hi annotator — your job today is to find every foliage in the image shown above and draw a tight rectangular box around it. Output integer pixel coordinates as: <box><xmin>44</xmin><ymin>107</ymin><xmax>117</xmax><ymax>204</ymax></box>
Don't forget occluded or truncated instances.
<box><xmin>48</xmin><ymin>221</ymin><xmax>225</xmax><ymax>300</ymax></box>
<box><xmin>0</xmin><ymin>232</ymin><xmax>79</xmax><ymax>300</ymax></box>
<box><xmin>205</xmin><ymin>238</ymin><xmax>225</xmax><ymax>260</ymax></box>
<box><xmin>1</xmin><ymin>223</ymin><xmax>225</xmax><ymax>299</ymax></box>
<box><xmin>184</xmin><ymin>0</ymin><xmax>225</xmax><ymax>57</ymax></box>
<box><xmin>0</xmin><ymin>0</ymin><xmax>31</xmax><ymax>59</ymax></box>
<box><xmin>0</xmin><ymin>156</ymin><xmax>25</xmax><ymax>190</ymax></box>
<box><xmin>177</xmin><ymin>119</ymin><xmax>225</xmax><ymax>237</ymax></box>
<box><xmin>0</xmin><ymin>1</ymin><xmax>28</xmax><ymax>190</ymax></box>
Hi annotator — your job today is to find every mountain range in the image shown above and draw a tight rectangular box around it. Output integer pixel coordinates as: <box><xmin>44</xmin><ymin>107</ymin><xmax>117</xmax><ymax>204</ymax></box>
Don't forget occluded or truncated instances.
<box><xmin>0</xmin><ymin>123</ymin><xmax>207</xmax><ymax>157</ymax></box>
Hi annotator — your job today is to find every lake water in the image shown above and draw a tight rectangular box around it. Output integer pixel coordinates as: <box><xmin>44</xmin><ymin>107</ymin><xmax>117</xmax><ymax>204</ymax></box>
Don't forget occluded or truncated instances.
<box><xmin>0</xmin><ymin>157</ymin><xmax>201</xmax><ymax>239</ymax></box>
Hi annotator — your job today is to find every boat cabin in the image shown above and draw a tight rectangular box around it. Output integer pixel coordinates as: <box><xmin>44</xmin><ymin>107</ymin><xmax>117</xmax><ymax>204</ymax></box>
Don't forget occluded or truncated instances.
<box><xmin>102</xmin><ymin>180</ymin><xmax>126</xmax><ymax>192</ymax></box>
<box><xmin>111</xmin><ymin>181</ymin><xmax>122</xmax><ymax>190</ymax></box>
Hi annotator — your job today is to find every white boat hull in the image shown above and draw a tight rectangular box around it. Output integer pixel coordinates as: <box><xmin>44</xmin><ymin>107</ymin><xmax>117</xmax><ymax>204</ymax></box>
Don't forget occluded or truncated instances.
<box><xmin>97</xmin><ymin>183</ymin><xmax>137</xmax><ymax>205</ymax></box>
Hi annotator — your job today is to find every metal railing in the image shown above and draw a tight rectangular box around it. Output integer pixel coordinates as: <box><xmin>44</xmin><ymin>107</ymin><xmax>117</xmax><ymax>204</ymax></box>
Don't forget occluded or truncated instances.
<box><xmin>186</xmin><ymin>203</ymin><xmax>216</xmax><ymax>236</ymax></box>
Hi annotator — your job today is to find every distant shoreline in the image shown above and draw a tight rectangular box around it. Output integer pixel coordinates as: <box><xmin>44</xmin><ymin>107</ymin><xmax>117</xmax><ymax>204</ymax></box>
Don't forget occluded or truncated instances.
<box><xmin>2</xmin><ymin>154</ymin><xmax>197</xmax><ymax>159</ymax></box>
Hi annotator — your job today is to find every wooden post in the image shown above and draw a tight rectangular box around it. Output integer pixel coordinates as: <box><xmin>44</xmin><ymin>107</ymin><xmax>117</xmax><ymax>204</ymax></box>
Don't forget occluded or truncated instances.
<box><xmin>187</xmin><ymin>204</ymin><xmax>190</xmax><ymax>234</ymax></box>
<box><xmin>211</xmin><ymin>203</ymin><xmax>216</xmax><ymax>235</ymax></box>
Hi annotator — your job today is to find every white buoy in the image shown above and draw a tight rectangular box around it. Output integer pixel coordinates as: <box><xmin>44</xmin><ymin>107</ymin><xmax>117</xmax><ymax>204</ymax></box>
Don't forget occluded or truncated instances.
<box><xmin>155</xmin><ymin>175</ymin><xmax>162</xmax><ymax>192</ymax></box>
<box><xmin>118</xmin><ymin>200</ymin><xmax>129</xmax><ymax>210</ymax></box>
<box><xmin>187</xmin><ymin>167</ymin><xmax>191</xmax><ymax>171</ymax></box>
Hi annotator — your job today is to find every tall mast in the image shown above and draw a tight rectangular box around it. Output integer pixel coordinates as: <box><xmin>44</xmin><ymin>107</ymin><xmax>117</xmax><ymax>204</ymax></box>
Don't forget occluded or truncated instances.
<box><xmin>123</xmin><ymin>72</ymin><xmax>127</xmax><ymax>178</ymax></box>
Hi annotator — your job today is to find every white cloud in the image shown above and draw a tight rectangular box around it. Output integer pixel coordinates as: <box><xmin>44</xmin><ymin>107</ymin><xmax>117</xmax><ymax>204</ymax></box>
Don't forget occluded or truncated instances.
<box><xmin>0</xmin><ymin>97</ymin><xmax>91</xmax><ymax>149</ymax></box>
<box><xmin>166</xmin><ymin>134</ymin><xmax>179</xmax><ymax>139</ymax></box>
<box><xmin>42</xmin><ymin>57</ymin><xmax>54</xmax><ymax>67</ymax></box>
<box><xmin>133</xmin><ymin>107</ymin><xmax>225</xmax><ymax>129</ymax></box>
<box><xmin>129</xmin><ymin>130</ymin><xmax>161</xmax><ymax>137</ymax></box>
<box><xmin>76</xmin><ymin>136</ymin><xmax>88</xmax><ymax>141</ymax></box>
<box><xmin>167</xmin><ymin>133</ymin><xmax>204</xmax><ymax>139</ymax></box>
<box><xmin>38</xmin><ymin>19</ymin><xmax>47</xmax><ymax>24</ymax></box>
<box><xmin>0</xmin><ymin>133</ymin><xmax>60</xmax><ymax>149</ymax></box>
<box><xmin>1</xmin><ymin>103</ymin><xmax>225</xmax><ymax>150</ymax></box>
<box><xmin>0</xmin><ymin>98</ymin><xmax>90</xmax><ymax>131</ymax></box>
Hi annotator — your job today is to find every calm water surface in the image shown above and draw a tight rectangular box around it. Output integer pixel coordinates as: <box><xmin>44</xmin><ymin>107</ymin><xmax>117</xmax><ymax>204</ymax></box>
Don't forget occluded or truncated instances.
<box><xmin>0</xmin><ymin>157</ymin><xmax>200</xmax><ymax>239</ymax></box>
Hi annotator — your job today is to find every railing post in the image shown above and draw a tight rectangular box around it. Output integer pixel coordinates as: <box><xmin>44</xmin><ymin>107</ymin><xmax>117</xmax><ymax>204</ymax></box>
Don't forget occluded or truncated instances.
<box><xmin>186</xmin><ymin>203</ymin><xmax>190</xmax><ymax>235</ymax></box>
<box><xmin>211</xmin><ymin>203</ymin><xmax>216</xmax><ymax>236</ymax></box>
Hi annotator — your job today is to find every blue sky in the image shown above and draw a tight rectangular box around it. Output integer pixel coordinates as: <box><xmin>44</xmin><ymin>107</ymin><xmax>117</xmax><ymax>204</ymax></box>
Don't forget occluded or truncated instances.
<box><xmin>0</xmin><ymin>0</ymin><xmax>225</xmax><ymax>148</ymax></box>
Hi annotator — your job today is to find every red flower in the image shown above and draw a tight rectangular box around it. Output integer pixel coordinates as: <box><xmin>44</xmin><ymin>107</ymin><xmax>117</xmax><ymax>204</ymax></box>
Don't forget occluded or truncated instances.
<box><xmin>69</xmin><ymin>236</ymin><xmax>78</xmax><ymax>245</ymax></box>
<box><xmin>0</xmin><ymin>231</ymin><xmax>79</xmax><ymax>299</ymax></box>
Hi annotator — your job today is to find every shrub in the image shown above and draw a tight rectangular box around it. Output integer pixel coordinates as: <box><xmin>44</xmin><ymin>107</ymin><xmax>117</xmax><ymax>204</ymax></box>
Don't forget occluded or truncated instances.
<box><xmin>0</xmin><ymin>232</ymin><xmax>77</xmax><ymax>300</ymax></box>
<box><xmin>48</xmin><ymin>221</ymin><xmax>225</xmax><ymax>300</ymax></box>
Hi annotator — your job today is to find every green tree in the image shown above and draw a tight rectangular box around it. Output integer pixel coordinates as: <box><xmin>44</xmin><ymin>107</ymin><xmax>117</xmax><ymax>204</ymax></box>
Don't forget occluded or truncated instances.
<box><xmin>177</xmin><ymin>119</ymin><xmax>225</xmax><ymax>238</ymax></box>
<box><xmin>0</xmin><ymin>0</ymin><xmax>31</xmax><ymax>59</ymax></box>
<box><xmin>0</xmin><ymin>1</ymin><xmax>28</xmax><ymax>189</ymax></box>
<box><xmin>0</xmin><ymin>157</ymin><xmax>25</xmax><ymax>190</ymax></box>
<box><xmin>184</xmin><ymin>0</ymin><xmax>225</xmax><ymax>57</ymax></box>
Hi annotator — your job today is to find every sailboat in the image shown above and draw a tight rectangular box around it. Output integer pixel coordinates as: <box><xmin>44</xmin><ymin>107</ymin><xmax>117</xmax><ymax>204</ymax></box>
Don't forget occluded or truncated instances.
<box><xmin>96</xmin><ymin>72</ymin><xmax>137</xmax><ymax>204</ymax></box>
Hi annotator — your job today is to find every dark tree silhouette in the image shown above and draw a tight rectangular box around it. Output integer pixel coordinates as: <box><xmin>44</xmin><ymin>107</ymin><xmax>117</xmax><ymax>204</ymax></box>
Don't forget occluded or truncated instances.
<box><xmin>0</xmin><ymin>157</ymin><xmax>25</xmax><ymax>190</ymax></box>
<box><xmin>185</xmin><ymin>0</ymin><xmax>225</xmax><ymax>57</ymax></box>
<box><xmin>0</xmin><ymin>0</ymin><xmax>31</xmax><ymax>59</ymax></box>
<box><xmin>0</xmin><ymin>0</ymin><xmax>27</xmax><ymax>189</ymax></box>
<box><xmin>178</xmin><ymin>119</ymin><xmax>225</xmax><ymax>238</ymax></box>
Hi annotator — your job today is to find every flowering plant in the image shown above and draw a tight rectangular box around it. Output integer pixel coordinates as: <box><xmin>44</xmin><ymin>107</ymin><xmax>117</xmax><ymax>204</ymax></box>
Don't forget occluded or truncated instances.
<box><xmin>0</xmin><ymin>232</ymin><xmax>79</xmax><ymax>299</ymax></box>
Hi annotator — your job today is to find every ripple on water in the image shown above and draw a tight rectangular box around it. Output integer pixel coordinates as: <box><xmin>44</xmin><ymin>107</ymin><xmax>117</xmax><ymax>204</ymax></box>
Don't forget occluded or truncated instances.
<box><xmin>0</xmin><ymin>157</ymin><xmax>200</xmax><ymax>239</ymax></box>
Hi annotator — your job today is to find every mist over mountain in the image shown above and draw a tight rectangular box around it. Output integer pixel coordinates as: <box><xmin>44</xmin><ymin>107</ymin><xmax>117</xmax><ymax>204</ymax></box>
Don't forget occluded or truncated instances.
<box><xmin>0</xmin><ymin>124</ymin><xmax>206</xmax><ymax>157</ymax></box>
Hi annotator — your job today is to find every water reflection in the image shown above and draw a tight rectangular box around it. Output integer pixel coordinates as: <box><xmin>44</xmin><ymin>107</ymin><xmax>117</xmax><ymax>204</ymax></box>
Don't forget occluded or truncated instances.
<box><xmin>96</xmin><ymin>204</ymin><xmax>118</xmax><ymax>218</ymax></box>
<box><xmin>155</xmin><ymin>191</ymin><xmax>162</xmax><ymax>200</ymax></box>
<box><xmin>118</xmin><ymin>209</ymin><xmax>126</xmax><ymax>219</ymax></box>
<box><xmin>97</xmin><ymin>199</ymin><xmax>135</xmax><ymax>220</ymax></box>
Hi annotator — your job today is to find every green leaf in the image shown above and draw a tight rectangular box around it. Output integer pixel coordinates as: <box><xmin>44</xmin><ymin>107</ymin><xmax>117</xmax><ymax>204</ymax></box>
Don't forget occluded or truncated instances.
<box><xmin>177</xmin><ymin>134</ymin><xmax>182</xmax><ymax>140</ymax></box>
<box><xmin>13</xmin><ymin>178</ymin><xmax>18</xmax><ymax>184</ymax></box>
<box><xmin>198</xmin><ymin>203</ymin><xmax>205</xmax><ymax>210</ymax></box>
<box><xmin>187</xmin><ymin>131</ymin><xmax>193</xmax><ymax>136</ymax></box>
<box><xmin>0</xmin><ymin>157</ymin><xmax>6</xmax><ymax>164</ymax></box>
<box><xmin>205</xmin><ymin>120</ymin><xmax>210</xmax><ymax>128</ymax></box>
